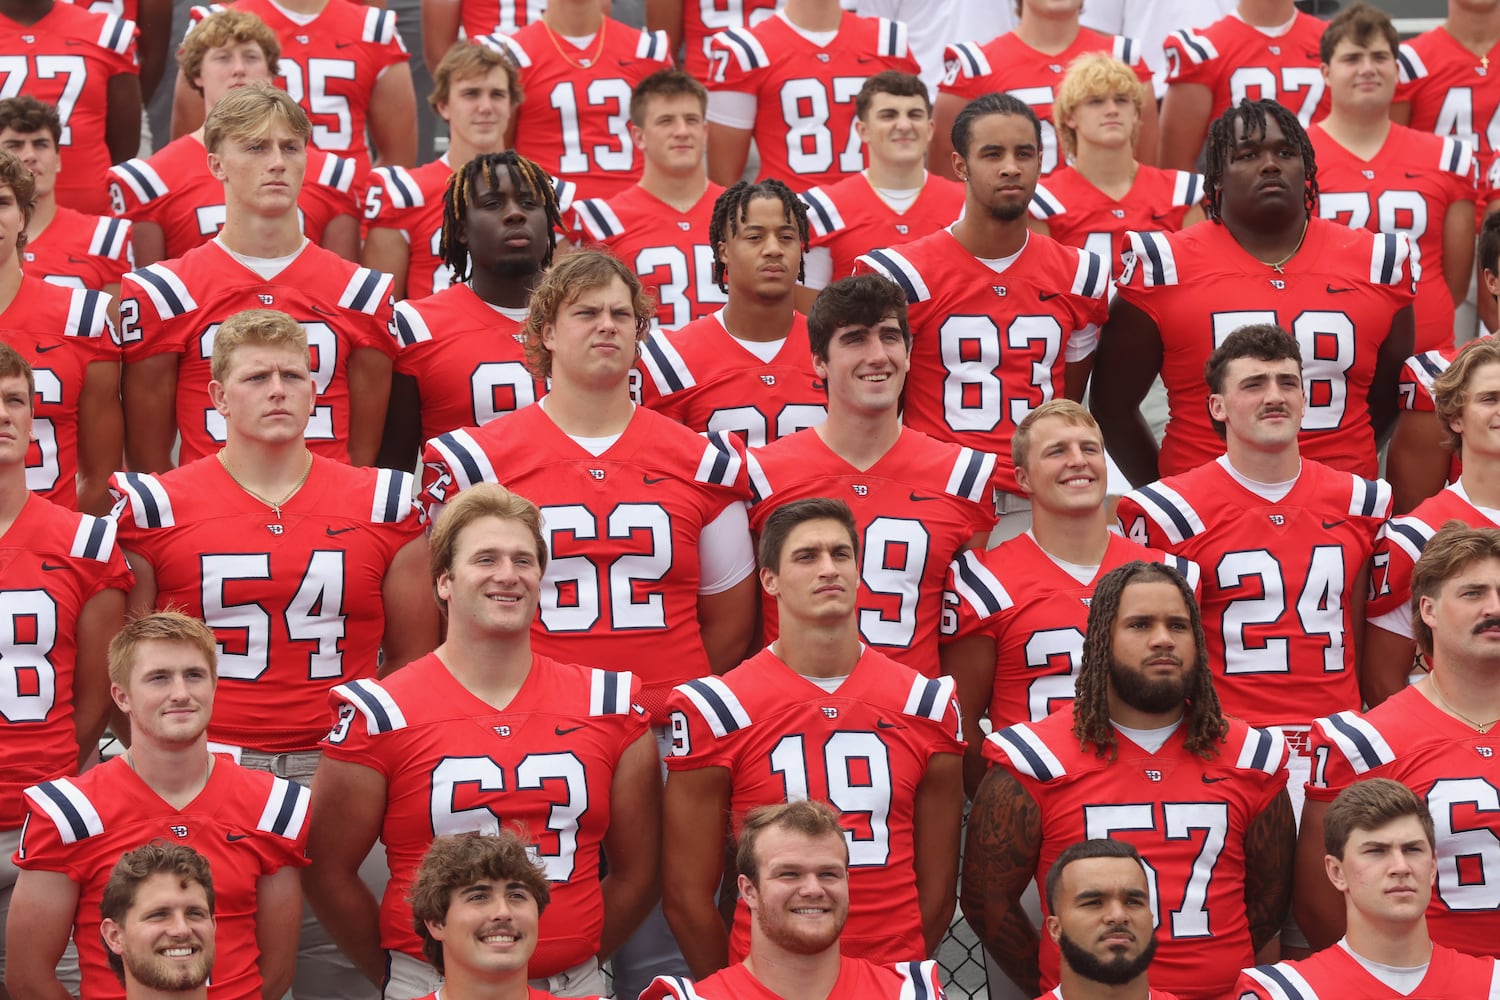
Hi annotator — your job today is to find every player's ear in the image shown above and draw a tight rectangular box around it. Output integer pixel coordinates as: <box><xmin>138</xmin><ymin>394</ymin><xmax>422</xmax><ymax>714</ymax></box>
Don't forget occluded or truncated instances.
<box><xmin>100</xmin><ymin>917</ymin><xmax>126</xmax><ymax>958</ymax></box>
<box><xmin>208</xmin><ymin>379</ymin><xmax>231</xmax><ymax>418</ymax></box>
<box><xmin>207</xmin><ymin>152</ymin><xmax>226</xmax><ymax>183</ymax></box>
<box><xmin>737</xmin><ymin>873</ymin><xmax>757</xmax><ymax>911</ymax></box>
<box><xmin>951</xmin><ymin>151</ymin><xmax>967</xmax><ymax>183</ymax></box>
<box><xmin>1324</xmin><ymin>852</ymin><xmax>1348</xmax><ymax>893</ymax></box>
<box><xmin>110</xmin><ymin>681</ymin><xmax>130</xmax><ymax>715</ymax></box>
<box><xmin>1206</xmin><ymin>392</ymin><xmax>1228</xmax><ymax>426</ymax></box>
<box><xmin>759</xmin><ymin>565</ymin><xmax>779</xmax><ymax>598</ymax></box>
<box><xmin>1043</xmin><ymin>913</ymin><xmax>1062</xmax><ymax>945</ymax></box>
<box><xmin>1418</xmin><ymin>595</ymin><xmax>1439</xmax><ymax>633</ymax></box>
<box><xmin>1013</xmin><ymin>464</ymin><xmax>1032</xmax><ymax>496</ymax></box>
<box><xmin>629</xmin><ymin>122</ymin><xmax>646</xmax><ymax>151</ymax></box>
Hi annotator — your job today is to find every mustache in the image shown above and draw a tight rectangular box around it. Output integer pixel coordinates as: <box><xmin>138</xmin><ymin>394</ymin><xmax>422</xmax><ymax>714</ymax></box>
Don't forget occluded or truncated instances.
<box><xmin>1473</xmin><ymin>618</ymin><xmax>1500</xmax><ymax>634</ymax></box>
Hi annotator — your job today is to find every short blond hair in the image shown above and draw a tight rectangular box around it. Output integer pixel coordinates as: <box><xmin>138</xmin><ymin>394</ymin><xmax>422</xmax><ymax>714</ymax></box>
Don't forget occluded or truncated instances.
<box><xmin>522</xmin><ymin>251</ymin><xmax>652</xmax><ymax>380</ymax></box>
<box><xmin>1433</xmin><ymin>337</ymin><xmax>1500</xmax><ymax>453</ymax></box>
<box><xmin>429</xmin><ymin>41</ymin><xmax>522</xmax><ymax>114</ymax></box>
<box><xmin>178</xmin><ymin>9</ymin><xmax>280</xmax><ymax>96</ymax></box>
<box><xmin>107</xmin><ymin>611</ymin><xmax>218</xmax><ymax>688</ymax></box>
<box><xmin>1012</xmin><ymin>399</ymin><xmax>1099</xmax><ymax>473</ymax></box>
<box><xmin>204</xmin><ymin>83</ymin><xmax>310</xmax><ymax>154</ymax></box>
<box><xmin>1053</xmin><ymin>52</ymin><xmax>1147</xmax><ymax>159</ymax></box>
<box><xmin>429</xmin><ymin>484</ymin><xmax>548</xmax><ymax>608</ymax></box>
<box><xmin>209</xmin><ymin>309</ymin><xmax>310</xmax><ymax>383</ymax></box>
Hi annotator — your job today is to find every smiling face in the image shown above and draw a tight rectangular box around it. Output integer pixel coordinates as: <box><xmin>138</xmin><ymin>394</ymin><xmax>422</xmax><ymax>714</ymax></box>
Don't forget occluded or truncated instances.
<box><xmin>1015</xmin><ymin>413</ymin><xmax>1107</xmax><ymax>514</ymax></box>
<box><xmin>437</xmin><ymin>514</ymin><xmax>544</xmax><ymax>637</ymax></box>
<box><xmin>101</xmin><ymin>874</ymin><xmax>216</xmax><ymax>993</ymax></box>
<box><xmin>1448</xmin><ymin>361</ymin><xmax>1500</xmax><ymax>461</ymax></box>
<box><xmin>111</xmin><ymin>639</ymin><xmax>216</xmax><ymax>749</ymax></box>
<box><xmin>856</xmin><ymin>91</ymin><xmax>933</xmax><ymax>170</ymax></box>
<box><xmin>814</xmin><ymin>311</ymin><xmax>909</xmax><ymax>417</ymax></box>
<box><xmin>1323</xmin><ymin>35</ymin><xmax>1398</xmax><ymax>114</ymax></box>
<box><xmin>740</xmin><ymin>827</ymin><xmax>850</xmax><ymax>956</ymax></box>
<box><xmin>426</xmin><ymin>876</ymin><xmax>541</xmax><ymax>979</ymax></box>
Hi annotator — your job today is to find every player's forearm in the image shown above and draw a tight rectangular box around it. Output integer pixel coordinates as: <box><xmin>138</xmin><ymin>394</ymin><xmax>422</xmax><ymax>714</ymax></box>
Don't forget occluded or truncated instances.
<box><xmin>1100</xmin><ymin>413</ymin><xmax>1159</xmax><ymax>488</ymax></box>
<box><xmin>598</xmin><ymin>870</ymin><xmax>661</xmax><ymax>959</ymax></box>
<box><xmin>974</xmin><ymin>901</ymin><xmax>1041</xmax><ymax>997</ymax></box>
<box><xmin>917</xmin><ymin>878</ymin><xmax>957</xmax><ymax>957</ymax></box>
<box><xmin>5</xmin><ymin>964</ymin><xmax>73</xmax><ymax>1000</ymax></box>
<box><xmin>347</xmin><ymin>350</ymin><xmax>394</xmax><ymax>467</ymax></box>
<box><xmin>662</xmin><ymin>891</ymin><xmax>729</xmax><ymax>978</ymax></box>
<box><xmin>302</xmin><ymin>870</ymin><xmax>386</xmax><ymax>985</ymax></box>
<box><xmin>1244</xmin><ymin>791</ymin><xmax>1296</xmax><ymax>953</ymax></box>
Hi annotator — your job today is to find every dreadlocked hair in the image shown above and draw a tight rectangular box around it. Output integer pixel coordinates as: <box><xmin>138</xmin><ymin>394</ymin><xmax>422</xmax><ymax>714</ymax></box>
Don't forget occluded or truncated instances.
<box><xmin>440</xmin><ymin>151</ymin><xmax>561</xmax><ymax>282</ymax></box>
<box><xmin>1070</xmin><ymin>561</ymin><xmax>1228</xmax><ymax>762</ymax></box>
<box><xmin>709</xmin><ymin>179</ymin><xmax>809</xmax><ymax>292</ymax></box>
<box><xmin>1203</xmin><ymin>98</ymin><xmax>1318</xmax><ymax>222</ymax></box>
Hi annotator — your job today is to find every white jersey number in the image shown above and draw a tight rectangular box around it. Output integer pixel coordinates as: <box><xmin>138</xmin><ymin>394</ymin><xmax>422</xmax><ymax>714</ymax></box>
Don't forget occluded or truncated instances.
<box><xmin>1024</xmin><ymin>626</ymin><xmax>1085</xmax><ymax>722</ymax></box>
<box><xmin>1318</xmin><ymin>190</ymin><xmax>1429</xmax><ymax>279</ymax></box>
<box><xmin>1229</xmin><ymin>65</ymin><xmax>1325</xmax><ymax>124</ymax></box>
<box><xmin>1428</xmin><ymin>777</ymin><xmax>1500</xmax><ymax>910</ymax></box>
<box><xmin>0</xmin><ymin>55</ymin><xmax>86</xmax><ymax>145</ymax></box>
<box><xmin>1084</xmin><ymin>801</ymin><xmax>1230</xmax><ymax>937</ymax></box>
<box><xmin>633</xmin><ymin>245</ymin><xmax>725</xmax><ymax>331</ymax></box>
<box><xmin>201</xmin><ymin>550</ymin><xmax>348</xmax><ymax>681</ymax></box>
<box><xmin>1211</xmin><ymin>310</ymin><xmax>1356</xmax><ymax>431</ymax></box>
<box><xmin>1215</xmin><ymin>546</ymin><xmax>1345</xmax><ymax>675</ymax></box>
<box><xmin>779</xmin><ymin>76</ymin><xmax>866</xmax><ymax>176</ymax></box>
<box><xmin>551</xmin><ymin>80</ymin><xmax>635</xmax><ymax>175</ymax></box>
<box><xmin>25</xmin><ymin>368</ymin><xmax>62</xmax><ymax>494</ymax></box>
<box><xmin>858</xmin><ymin>517</ymin><xmax>929</xmax><ymax>648</ymax></box>
<box><xmin>939</xmin><ymin>314</ymin><xmax>1063</xmax><ymax>434</ymax></box>
<box><xmin>539</xmin><ymin>502</ymin><xmax>673</xmax><ymax>633</ymax></box>
<box><xmin>770</xmin><ymin>731</ymin><xmax>893</xmax><ymax>866</ymax></box>
<box><xmin>0</xmin><ymin>590</ymin><xmax>59</xmax><ymax>723</ymax></box>
<box><xmin>280</xmin><ymin>58</ymin><xmax>357</xmax><ymax>151</ymax></box>
<box><xmin>429</xmin><ymin>752</ymin><xmax>587</xmax><ymax>880</ymax></box>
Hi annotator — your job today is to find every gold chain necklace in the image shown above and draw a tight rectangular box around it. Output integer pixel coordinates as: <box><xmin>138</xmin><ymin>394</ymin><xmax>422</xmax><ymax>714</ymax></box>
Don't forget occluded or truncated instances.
<box><xmin>1266</xmin><ymin>217</ymin><xmax>1309</xmax><ymax>274</ymax></box>
<box><xmin>217</xmin><ymin>450</ymin><xmax>312</xmax><ymax>520</ymax></box>
<box><xmin>1427</xmin><ymin>673</ymin><xmax>1500</xmax><ymax>734</ymax></box>
<box><xmin>542</xmin><ymin>17</ymin><xmax>607</xmax><ymax>69</ymax></box>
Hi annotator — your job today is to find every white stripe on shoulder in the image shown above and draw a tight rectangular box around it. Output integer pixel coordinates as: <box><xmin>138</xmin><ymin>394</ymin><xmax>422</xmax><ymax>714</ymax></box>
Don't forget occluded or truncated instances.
<box><xmin>589</xmin><ymin>669</ymin><xmax>635</xmax><ymax>716</ymax></box>
<box><xmin>257</xmin><ymin>777</ymin><xmax>311</xmax><ymax>839</ymax></box>
<box><xmin>69</xmin><ymin>514</ymin><xmax>118</xmax><ymax>562</ymax></box>
<box><xmin>1030</xmin><ymin>181</ymin><xmax>1064</xmax><ymax>219</ymax></box>
<box><xmin>430</xmin><ymin>428</ymin><xmax>497</xmax><ymax>492</ymax></box>
<box><xmin>677</xmin><ymin>675</ymin><xmax>752</xmax><ymax>739</ymax></box>
<box><xmin>902</xmin><ymin>674</ymin><xmax>956</xmax><ymax>723</ymax></box>
<box><xmin>24</xmin><ymin>778</ymin><xmax>104</xmax><ymax>844</ymax></box>
<box><xmin>1172</xmin><ymin>170</ymin><xmax>1204</xmax><ymax>207</ymax></box>
<box><xmin>333</xmin><ymin>679</ymin><xmax>409</xmax><ymax>733</ymax></box>
<box><xmin>945</xmin><ymin>447</ymin><xmax>997</xmax><ymax>504</ymax></box>
<box><xmin>1125</xmin><ymin>481</ymin><xmax>1203</xmax><ymax>546</ymax></box>
<box><xmin>745</xmin><ymin>450</ymin><xmax>773</xmax><ymax>506</ymax></box>
<box><xmin>950</xmin><ymin>549</ymin><xmax>1013</xmax><ymax>619</ymax></box>
<box><xmin>986</xmin><ymin>724</ymin><xmax>1067</xmax><ymax>781</ymax></box>
<box><xmin>1242</xmin><ymin>962</ymin><xmax>1317</xmax><ymax>1000</ymax></box>
<box><xmin>1316</xmin><ymin>711</ymin><xmax>1395</xmax><ymax>774</ymax></box>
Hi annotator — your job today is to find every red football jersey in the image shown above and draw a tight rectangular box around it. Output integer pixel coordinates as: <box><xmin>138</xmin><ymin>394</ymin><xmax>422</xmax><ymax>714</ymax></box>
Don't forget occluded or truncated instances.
<box><xmin>986</xmin><ymin>711</ymin><xmax>1289</xmax><ymax>1000</ymax></box>
<box><xmin>0</xmin><ymin>275</ymin><xmax>118</xmax><ymax>509</ymax></box>
<box><xmin>801</xmin><ymin>173</ymin><xmax>964</xmax><ymax>284</ymax></box>
<box><xmin>746</xmin><ymin>426</ymin><xmax>997</xmax><ymax>677</ymax></box>
<box><xmin>0</xmin><ymin>4</ymin><xmax>137</xmax><ymax>214</ymax></box>
<box><xmin>1115</xmin><ymin>219</ymin><xmax>1416</xmax><ymax>478</ymax></box>
<box><xmin>22</xmin><ymin>206</ymin><xmax>132</xmax><ymax>292</ymax></box>
<box><xmin>1396</xmin><ymin>27</ymin><xmax>1500</xmax><ymax>166</ymax></box>
<box><xmin>118</xmin><ymin>238</ymin><xmax>397</xmax><ymax>466</ymax></box>
<box><xmin>457</xmin><ymin>0</ymin><xmax>542</xmax><ymax>39</ymax></box>
<box><xmin>637</xmin><ymin>311</ymin><xmax>827</xmax><ymax>445</ymax></box>
<box><xmin>65</xmin><ymin>0</ymin><xmax>137</xmax><ymax>25</ymax></box>
<box><xmin>1237</xmin><ymin>940</ymin><xmax>1499</xmax><ymax>998</ymax></box>
<box><xmin>1030</xmin><ymin>166</ymin><xmax>1203</xmax><ymax>279</ymax></box>
<box><xmin>705</xmin><ymin>11</ymin><xmax>920</xmax><ymax>192</ymax></box>
<box><xmin>941</xmin><ymin>30</ymin><xmax>1152</xmax><ymax>176</ymax></box>
<box><xmin>109</xmin><ymin>458</ymin><xmax>423</xmax><ymax>752</ymax></box>
<box><xmin>0</xmin><ymin>494</ymin><xmax>130</xmax><ymax>827</ymax></box>
<box><xmin>942</xmin><ymin>532</ymin><xmax>1198</xmax><ymax>729</ymax></box>
<box><xmin>321</xmin><ymin>653</ymin><xmax>647</xmax><ymax>976</ymax></box>
<box><xmin>641</xmin><ymin>958</ymin><xmax>945</xmax><ymax>1000</ymax></box>
<box><xmin>665</xmin><ymin>647</ymin><xmax>963</xmax><ymax>964</ymax></box>
<box><xmin>1307</xmin><ymin>687</ymin><xmax>1500</xmax><ymax>958</ymax></box>
<box><xmin>1041</xmin><ymin>991</ymin><xmax>1179</xmax><ymax>1000</ymax></box>
<box><xmin>363</xmin><ymin>155</ymin><xmax>576</xmax><ymax>301</ymax></box>
<box><xmin>1163</xmin><ymin>12</ymin><xmax>1330</xmax><ymax>129</ymax></box>
<box><xmin>1399</xmin><ymin>335</ymin><xmax>1492</xmax><ymax>415</ymax></box>
<box><xmin>1367</xmin><ymin>484</ymin><xmax>1495</xmax><ymax>635</ymax></box>
<box><xmin>571</xmin><ymin>182</ymin><xmax>726</xmax><ymax>330</ymax></box>
<box><xmin>483</xmin><ymin>22</ymin><xmax>672</xmax><ymax>202</ymax></box>
<box><xmin>1116</xmin><ymin>458</ymin><xmax>1389</xmax><ymax>729</ymax></box>
<box><xmin>392</xmin><ymin>283</ymin><xmax>540</xmax><ymax>442</ymax></box>
<box><xmin>855</xmin><ymin>229</ymin><xmax>1109</xmax><ymax>493</ymax></box>
<box><xmin>418</xmin><ymin>991</ymin><xmax>577</xmax><ymax>1000</ymax></box>
<box><xmin>189</xmin><ymin>0</ymin><xmax>407</xmax><ymax>174</ymax></box>
<box><xmin>108</xmin><ymin>136</ymin><xmax>358</xmax><ymax>260</ymax></box>
<box><xmin>14</xmin><ymin>755</ymin><xmax>309</xmax><ymax>1000</ymax></box>
<box><xmin>1311</xmin><ymin>124</ymin><xmax>1477</xmax><ymax>353</ymax></box>
<box><xmin>420</xmin><ymin>404</ymin><xmax>746</xmax><ymax>719</ymax></box>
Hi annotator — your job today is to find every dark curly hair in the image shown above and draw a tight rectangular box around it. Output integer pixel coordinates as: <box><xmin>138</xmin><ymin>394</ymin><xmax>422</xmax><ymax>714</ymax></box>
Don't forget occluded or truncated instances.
<box><xmin>440</xmin><ymin>150</ymin><xmax>561</xmax><ymax>282</ymax></box>
<box><xmin>709</xmin><ymin>179</ymin><xmax>809</xmax><ymax>291</ymax></box>
<box><xmin>1203</xmin><ymin>98</ymin><xmax>1318</xmax><ymax>222</ymax></box>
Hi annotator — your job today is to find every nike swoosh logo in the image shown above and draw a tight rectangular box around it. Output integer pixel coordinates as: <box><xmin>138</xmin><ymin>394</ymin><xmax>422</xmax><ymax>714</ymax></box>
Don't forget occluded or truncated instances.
<box><xmin>1039</xmin><ymin>291</ymin><xmax>1061</xmax><ymax>301</ymax></box>
<box><xmin>1201</xmin><ymin>775</ymin><xmax>1227</xmax><ymax>784</ymax></box>
<box><xmin>41</xmin><ymin>561</ymin><xmax>65</xmax><ymax>571</ymax></box>
<box><xmin>311</xmin><ymin>303</ymin><xmax>339</xmax><ymax>316</ymax></box>
<box><xmin>1322</xmin><ymin>519</ymin><xmax>1348</xmax><ymax>529</ymax></box>
<box><xmin>876</xmin><ymin>719</ymin><xmax>902</xmax><ymax>729</ymax></box>
<box><xmin>34</xmin><ymin>343</ymin><xmax>61</xmax><ymax>353</ymax></box>
<box><xmin>334</xmin><ymin>40</ymin><xmax>353</xmax><ymax>48</ymax></box>
<box><xmin>909</xmin><ymin>492</ymin><xmax>938</xmax><ymax>502</ymax></box>
<box><xmin>1405</xmin><ymin>172</ymin><xmax>1423</xmax><ymax>178</ymax></box>
<box><xmin>555</xmin><ymin>724</ymin><xmax>585</xmax><ymax>736</ymax></box>
<box><xmin>1151</xmin><ymin>212</ymin><xmax>1172</xmax><ymax>222</ymax></box>
<box><xmin>226</xmin><ymin>832</ymin><xmax>250</xmax><ymax>841</ymax></box>
<box><xmin>1326</xmin><ymin>285</ymin><xmax>1354</xmax><ymax>294</ymax></box>
<box><xmin>326</xmin><ymin>526</ymin><xmax>357</xmax><ymax>536</ymax></box>
<box><xmin>642</xmin><ymin>475</ymin><xmax>667</xmax><ymax>485</ymax></box>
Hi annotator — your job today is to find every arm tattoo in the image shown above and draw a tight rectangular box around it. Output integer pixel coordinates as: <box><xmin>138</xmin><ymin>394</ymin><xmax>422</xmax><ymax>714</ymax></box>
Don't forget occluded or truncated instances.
<box><xmin>1243</xmin><ymin>788</ymin><xmax>1296</xmax><ymax>952</ymax></box>
<box><xmin>960</xmin><ymin>768</ymin><xmax>1044</xmax><ymax>995</ymax></box>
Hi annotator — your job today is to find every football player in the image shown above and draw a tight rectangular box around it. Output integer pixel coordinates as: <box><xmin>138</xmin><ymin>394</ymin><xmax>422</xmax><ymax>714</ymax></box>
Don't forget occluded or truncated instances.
<box><xmin>119</xmin><ymin>85</ymin><xmax>398</xmax><ymax>473</ymax></box>
<box><xmin>932</xmin><ymin>0</ymin><xmax>1156</xmax><ymax>179</ymax></box>
<box><xmin>1094</xmin><ymin>98</ymin><xmax>1415</xmax><ymax>486</ymax></box>
<box><xmin>0</xmin><ymin>97</ymin><xmax>133</xmax><ymax>300</ymax></box>
<box><xmin>0</xmin><ymin>148</ymin><xmax>121</xmax><ymax>514</ymax></box>
<box><xmin>1158</xmin><ymin>0</ymin><xmax>1330</xmax><ymax>170</ymax></box>
<box><xmin>637</xmin><ymin>180</ymin><xmax>826</xmax><ymax>446</ymax></box>
<box><xmin>663</xmin><ymin>497</ymin><xmax>964</xmax><ymax>974</ymax></box>
<box><xmin>170</xmin><ymin>0</ymin><xmax>416</xmax><ymax>176</ymax></box>
<box><xmin>307</xmin><ymin>484</ymin><xmax>658</xmax><ymax>999</ymax></box>
<box><xmin>484</xmin><ymin>0</ymin><xmax>672</xmax><ymax>202</ymax></box>
<box><xmin>377</xmin><ymin>151</ymin><xmax>557</xmax><ymax>471</ymax></box>
<box><xmin>1310</xmin><ymin>3</ymin><xmax>1477</xmax><ymax>354</ymax></box>
<box><xmin>963</xmin><ymin>560</ymin><xmax>1294</xmax><ymax>1000</ymax></box>
<box><xmin>1365</xmin><ymin>337</ymin><xmax>1500</xmax><ymax>703</ymax></box>
<box><xmin>0</xmin><ymin>0</ymin><xmax>139</xmax><ymax>214</ymax></box>
<box><xmin>1115</xmin><ymin>325</ymin><xmax>1388</xmax><ymax>806</ymax></box>
<box><xmin>704</xmin><ymin>0</ymin><xmax>919</xmax><ymax>192</ymax></box>
<box><xmin>7</xmin><ymin>611</ymin><xmax>308</xmax><ymax>1000</ymax></box>
<box><xmin>110</xmin><ymin>9</ymin><xmax>360</xmax><ymax>267</ymax></box>
<box><xmin>571</xmin><ymin>68</ymin><xmax>725</xmax><ymax>331</ymax></box>
<box><xmin>748</xmin><ymin>274</ymin><xmax>997</xmax><ymax>682</ymax></box>
<box><xmin>645</xmin><ymin>800</ymin><xmax>945</xmax><ymax>1000</ymax></box>
<box><xmin>798</xmin><ymin>71</ymin><xmax>964</xmax><ymax>308</ymax></box>
<box><xmin>1030</xmin><ymin>53</ymin><xmax>1205</xmax><ymax>280</ymax></box>
<box><xmin>0</xmin><ymin>343</ymin><xmax>130</xmax><ymax>993</ymax></box>
<box><xmin>1299</xmin><ymin>525</ymin><xmax>1500</xmax><ymax>959</ymax></box>
<box><xmin>99</xmin><ymin>843</ymin><xmax>217</xmax><ymax>1000</ymax></box>
<box><xmin>940</xmin><ymin>399</ymin><xmax>1197</xmax><ymax>796</ymax></box>
<box><xmin>644</xmin><ymin>0</ymin><xmax>776</xmax><ymax>84</ymax></box>
<box><xmin>1245</xmin><ymin>779</ymin><xmax>1500</xmax><ymax>997</ymax></box>
<box><xmin>1044</xmin><ymin>840</ymin><xmax>1179</xmax><ymax>1000</ymax></box>
<box><xmin>406</xmin><ymin>832</ymin><xmax>611</xmax><ymax>1000</ymax></box>
<box><xmin>856</xmin><ymin>93</ymin><xmax>1107</xmax><ymax>541</ymax></box>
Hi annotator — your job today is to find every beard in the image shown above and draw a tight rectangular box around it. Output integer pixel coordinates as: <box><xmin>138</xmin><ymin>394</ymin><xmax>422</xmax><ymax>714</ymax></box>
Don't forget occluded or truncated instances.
<box><xmin>486</xmin><ymin>253</ymin><xmax>543</xmax><ymax>280</ymax></box>
<box><xmin>124</xmin><ymin>939</ymin><xmax>214</xmax><ymax>993</ymax></box>
<box><xmin>986</xmin><ymin>198</ymin><xmax>1030</xmax><ymax>223</ymax></box>
<box><xmin>754</xmin><ymin>900</ymin><xmax>847</xmax><ymax>956</ymax></box>
<box><xmin>1057</xmin><ymin>927</ymin><xmax>1158</xmax><ymax>986</ymax></box>
<box><xmin>1110</xmin><ymin>656</ymin><xmax>1192</xmax><ymax>714</ymax></box>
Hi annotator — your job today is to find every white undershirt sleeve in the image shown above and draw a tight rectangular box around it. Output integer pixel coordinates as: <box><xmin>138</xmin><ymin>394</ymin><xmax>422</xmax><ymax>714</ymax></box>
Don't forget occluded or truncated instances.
<box><xmin>698</xmin><ymin>500</ymin><xmax>757</xmax><ymax>594</ymax></box>
<box><xmin>707</xmin><ymin>91</ymin><xmax>758</xmax><ymax>130</ymax></box>
<box><xmin>1065</xmin><ymin>322</ymin><xmax>1100</xmax><ymax>361</ymax></box>
<box><xmin>803</xmin><ymin>247</ymin><xmax>834</xmax><ymax>290</ymax></box>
